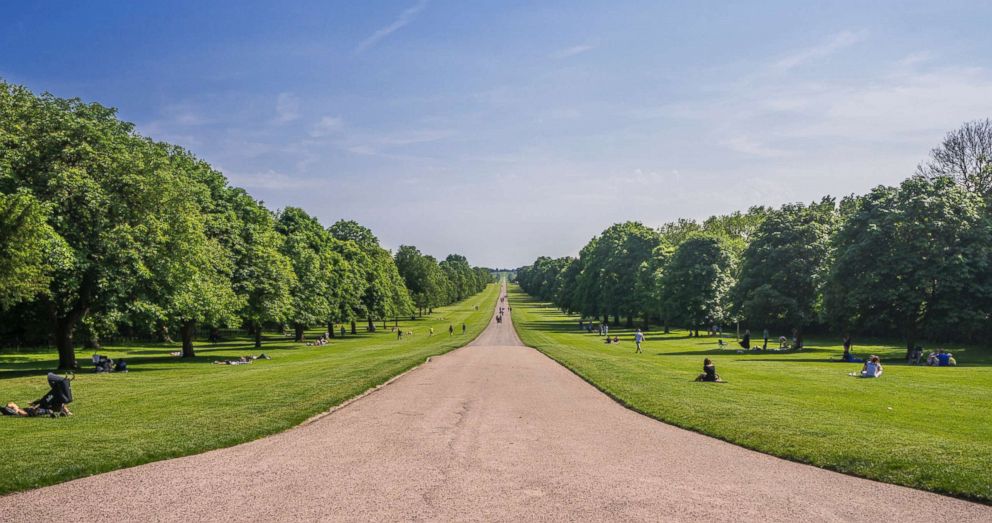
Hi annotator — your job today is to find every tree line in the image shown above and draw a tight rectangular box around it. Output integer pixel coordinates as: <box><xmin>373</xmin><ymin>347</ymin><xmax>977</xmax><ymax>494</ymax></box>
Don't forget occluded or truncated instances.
<box><xmin>517</xmin><ymin>119</ymin><xmax>992</xmax><ymax>348</ymax></box>
<box><xmin>0</xmin><ymin>81</ymin><xmax>494</xmax><ymax>368</ymax></box>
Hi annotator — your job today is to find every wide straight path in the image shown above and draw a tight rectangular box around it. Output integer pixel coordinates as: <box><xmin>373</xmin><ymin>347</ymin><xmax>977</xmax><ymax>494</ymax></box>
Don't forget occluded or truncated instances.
<box><xmin>1</xmin><ymin>285</ymin><xmax>988</xmax><ymax>521</ymax></box>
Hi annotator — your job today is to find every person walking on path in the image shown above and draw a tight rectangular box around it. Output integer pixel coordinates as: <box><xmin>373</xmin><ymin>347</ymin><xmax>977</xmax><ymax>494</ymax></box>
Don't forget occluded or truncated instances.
<box><xmin>634</xmin><ymin>329</ymin><xmax>644</xmax><ymax>353</ymax></box>
<box><xmin>449</xmin><ymin>324</ymin><xmax>454</xmax><ymax>336</ymax></box>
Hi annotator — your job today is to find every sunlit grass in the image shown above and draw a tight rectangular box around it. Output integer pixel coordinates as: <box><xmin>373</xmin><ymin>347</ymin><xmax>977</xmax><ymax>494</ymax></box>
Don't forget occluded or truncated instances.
<box><xmin>508</xmin><ymin>285</ymin><xmax>992</xmax><ymax>503</ymax></box>
<box><xmin>0</xmin><ymin>284</ymin><xmax>498</xmax><ymax>494</ymax></box>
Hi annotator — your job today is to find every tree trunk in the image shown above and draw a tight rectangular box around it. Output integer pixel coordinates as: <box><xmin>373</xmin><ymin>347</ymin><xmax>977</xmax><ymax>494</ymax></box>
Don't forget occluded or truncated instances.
<box><xmin>603</xmin><ymin>314</ymin><xmax>608</xmax><ymax>324</ymax></box>
<box><xmin>181</xmin><ymin>320</ymin><xmax>196</xmax><ymax>358</ymax></box>
<box><xmin>613</xmin><ymin>314</ymin><xmax>620</xmax><ymax>326</ymax></box>
<box><xmin>54</xmin><ymin>314</ymin><xmax>80</xmax><ymax>370</ymax></box>
<box><xmin>367</xmin><ymin>317</ymin><xmax>375</xmax><ymax>332</ymax></box>
<box><xmin>254</xmin><ymin>321</ymin><xmax>262</xmax><ymax>349</ymax></box>
<box><xmin>350</xmin><ymin>320</ymin><xmax>357</xmax><ymax>335</ymax></box>
<box><xmin>84</xmin><ymin>330</ymin><xmax>101</xmax><ymax>350</ymax></box>
<box><xmin>294</xmin><ymin>323</ymin><xmax>305</xmax><ymax>342</ymax></box>
<box><xmin>625</xmin><ymin>315</ymin><xmax>634</xmax><ymax>328</ymax></box>
<box><xmin>328</xmin><ymin>322</ymin><xmax>335</xmax><ymax>338</ymax></box>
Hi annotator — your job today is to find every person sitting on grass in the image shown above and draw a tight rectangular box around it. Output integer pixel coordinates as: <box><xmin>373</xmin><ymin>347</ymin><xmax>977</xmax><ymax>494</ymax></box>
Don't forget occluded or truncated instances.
<box><xmin>855</xmin><ymin>355</ymin><xmax>883</xmax><ymax>378</ymax></box>
<box><xmin>695</xmin><ymin>358</ymin><xmax>722</xmax><ymax>382</ymax></box>
<box><xmin>717</xmin><ymin>339</ymin><xmax>728</xmax><ymax>349</ymax></box>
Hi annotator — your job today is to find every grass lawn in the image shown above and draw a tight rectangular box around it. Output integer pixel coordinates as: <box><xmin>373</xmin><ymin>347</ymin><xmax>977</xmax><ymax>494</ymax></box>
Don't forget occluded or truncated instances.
<box><xmin>0</xmin><ymin>284</ymin><xmax>498</xmax><ymax>495</ymax></box>
<box><xmin>508</xmin><ymin>285</ymin><xmax>992</xmax><ymax>503</ymax></box>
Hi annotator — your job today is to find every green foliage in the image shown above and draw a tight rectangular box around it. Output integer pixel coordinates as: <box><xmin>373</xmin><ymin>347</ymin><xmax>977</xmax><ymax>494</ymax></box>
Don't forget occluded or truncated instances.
<box><xmin>658</xmin><ymin>235</ymin><xmax>737</xmax><ymax>328</ymax></box>
<box><xmin>518</xmin><ymin>123</ymin><xmax>992</xmax><ymax>345</ymax></box>
<box><xmin>0</xmin><ymin>191</ymin><xmax>69</xmax><ymax>309</ymax></box>
<box><xmin>0</xmin><ymin>80</ymin><xmax>487</xmax><ymax>362</ymax></box>
<box><xmin>824</xmin><ymin>176</ymin><xmax>992</xmax><ymax>343</ymax></box>
<box><xmin>733</xmin><ymin>198</ymin><xmax>836</xmax><ymax>330</ymax></box>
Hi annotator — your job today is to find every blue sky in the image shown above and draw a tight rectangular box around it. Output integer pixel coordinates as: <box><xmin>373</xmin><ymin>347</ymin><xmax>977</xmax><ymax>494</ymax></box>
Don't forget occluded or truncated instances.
<box><xmin>3</xmin><ymin>1</ymin><xmax>992</xmax><ymax>267</ymax></box>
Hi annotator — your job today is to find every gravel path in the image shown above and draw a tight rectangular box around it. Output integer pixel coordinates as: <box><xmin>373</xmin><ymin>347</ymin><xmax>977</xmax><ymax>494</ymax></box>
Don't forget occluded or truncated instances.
<box><xmin>1</xmin><ymin>286</ymin><xmax>988</xmax><ymax>521</ymax></box>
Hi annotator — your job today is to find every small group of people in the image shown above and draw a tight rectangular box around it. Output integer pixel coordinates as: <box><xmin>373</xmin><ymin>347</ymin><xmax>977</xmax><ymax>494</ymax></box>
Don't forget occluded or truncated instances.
<box><xmin>579</xmin><ymin>320</ymin><xmax>605</xmax><ymax>334</ymax></box>
<box><xmin>305</xmin><ymin>335</ymin><xmax>330</xmax><ymax>347</ymax></box>
<box><xmin>213</xmin><ymin>353</ymin><xmax>271</xmax><ymax>365</ymax></box>
<box><xmin>92</xmin><ymin>354</ymin><xmax>127</xmax><ymax>373</ymax></box>
<box><xmin>603</xmin><ymin>335</ymin><xmax>620</xmax><ymax>344</ymax></box>
<box><xmin>926</xmin><ymin>349</ymin><xmax>957</xmax><ymax>367</ymax></box>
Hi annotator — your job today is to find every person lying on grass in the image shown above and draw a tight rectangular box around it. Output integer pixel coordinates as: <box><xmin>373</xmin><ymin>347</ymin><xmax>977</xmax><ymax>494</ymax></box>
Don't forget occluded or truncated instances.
<box><xmin>850</xmin><ymin>355</ymin><xmax>883</xmax><ymax>378</ymax></box>
<box><xmin>694</xmin><ymin>358</ymin><xmax>723</xmax><ymax>382</ymax></box>
<box><xmin>2</xmin><ymin>401</ymin><xmax>72</xmax><ymax>417</ymax></box>
<box><xmin>213</xmin><ymin>354</ymin><xmax>271</xmax><ymax>365</ymax></box>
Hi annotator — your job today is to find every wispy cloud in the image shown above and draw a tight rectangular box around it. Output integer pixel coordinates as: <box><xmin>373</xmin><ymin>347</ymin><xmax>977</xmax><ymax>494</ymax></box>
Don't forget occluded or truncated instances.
<box><xmin>722</xmin><ymin>136</ymin><xmax>790</xmax><ymax>158</ymax></box>
<box><xmin>355</xmin><ymin>0</ymin><xmax>429</xmax><ymax>54</ymax></box>
<box><xmin>309</xmin><ymin>116</ymin><xmax>345</xmax><ymax>137</ymax></box>
<box><xmin>274</xmin><ymin>92</ymin><xmax>301</xmax><ymax>124</ymax></box>
<box><xmin>550</xmin><ymin>42</ymin><xmax>598</xmax><ymax>59</ymax></box>
<box><xmin>226</xmin><ymin>169</ymin><xmax>330</xmax><ymax>190</ymax></box>
<box><xmin>774</xmin><ymin>30</ymin><xmax>867</xmax><ymax>69</ymax></box>
<box><xmin>339</xmin><ymin>128</ymin><xmax>453</xmax><ymax>156</ymax></box>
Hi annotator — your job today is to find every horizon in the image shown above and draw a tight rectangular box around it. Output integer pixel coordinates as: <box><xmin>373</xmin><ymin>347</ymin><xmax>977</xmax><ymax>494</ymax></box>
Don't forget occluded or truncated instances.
<box><xmin>3</xmin><ymin>1</ymin><xmax>992</xmax><ymax>267</ymax></box>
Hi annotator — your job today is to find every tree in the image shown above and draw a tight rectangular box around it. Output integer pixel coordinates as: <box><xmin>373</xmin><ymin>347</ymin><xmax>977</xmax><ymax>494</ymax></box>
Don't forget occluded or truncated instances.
<box><xmin>917</xmin><ymin>119</ymin><xmax>992</xmax><ymax>198</ymax></box>
<box><xmin>229</xmin><ymin>191</ymin><xmax>295</xmax><ymax>348</ymax></box>
<box><xmin>277</xmin><ymin>207</ymin><xmax>340</xmax><ymax>342</ymax></box>
<box><xmin>733</xmin><ymin>198</ymin><xmax>836</xmax><ymax>333</ymax></box>
<box><xmin>824</xmin><ymin>176</ymin><xmax>992</xmax><ymax>345</ymax></box>
<box><xmin>572</xmin><ymin>222</ymin><xmax>660</xmax><ymax>326</ymax></box>
<box><xmin>396</xmin><ymin>245</ymin><xmax>446</xmax><ymax>315</ymax></box>
<box><xmin>329</xmin><ymin>220</ymin><xmax>407</xmax><ymax>332</ymax></box>
<box><xmin>0</xmin><ymin>82</ymin><xmax>198</xmax><ymax>368</ymax></box>
<box><xmin>658</xmin><ymin>235</ymin><xmax>737</xmax><ymax>335</ymax></box>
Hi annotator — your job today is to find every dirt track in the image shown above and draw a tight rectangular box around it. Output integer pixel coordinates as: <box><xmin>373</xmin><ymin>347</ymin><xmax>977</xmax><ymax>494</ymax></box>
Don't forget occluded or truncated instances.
<box><xmin>1</xmin><ymin>285</ymin><xmax>988</xmax><ymax>521</ymax></box>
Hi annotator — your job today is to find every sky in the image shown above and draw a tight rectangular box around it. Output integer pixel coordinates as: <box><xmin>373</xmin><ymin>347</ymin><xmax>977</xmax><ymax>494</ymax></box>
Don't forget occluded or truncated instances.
<box><xmin>3</xmin><ymin>1</ymin><xmax>992</xmax><ymax>268</ymax></box>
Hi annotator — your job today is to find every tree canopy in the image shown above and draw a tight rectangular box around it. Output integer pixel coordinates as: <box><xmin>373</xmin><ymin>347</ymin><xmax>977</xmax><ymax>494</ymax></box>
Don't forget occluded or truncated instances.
<box><xmin>0</xmin><ymin>81</ymin><xmax>492</xmax><ymax>366</ymax></box>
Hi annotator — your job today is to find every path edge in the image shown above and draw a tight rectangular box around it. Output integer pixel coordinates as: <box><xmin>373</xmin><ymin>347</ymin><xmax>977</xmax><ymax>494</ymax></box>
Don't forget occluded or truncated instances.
<box><xmin>300</xmin><ymin>286</ymin><xmax>501</xmax><ymax>427</ymax></box>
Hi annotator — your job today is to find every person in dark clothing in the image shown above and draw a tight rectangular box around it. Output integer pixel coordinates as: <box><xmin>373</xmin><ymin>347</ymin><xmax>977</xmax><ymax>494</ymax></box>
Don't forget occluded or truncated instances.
<box><xmin>695</xmin><ymin>358</ymin><xmax>722</xmax><ymax>382</ymax></box>
<box><xmin>739</xmin><ymin>330</ymin><xmax>751</xmax><ymax>350</ymax></box>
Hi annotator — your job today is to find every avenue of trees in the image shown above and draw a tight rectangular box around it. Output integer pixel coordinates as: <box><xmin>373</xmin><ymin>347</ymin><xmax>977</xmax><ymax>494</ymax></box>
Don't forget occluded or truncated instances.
<box><xmin>518</xmin><ymin>119</ymin><xmax>992</xmax><ymax>347</ymax></box>
<box><xmin>0</xmin><ymin>81</ymin><xmax>493</xmax><ymax>368</ymax></box>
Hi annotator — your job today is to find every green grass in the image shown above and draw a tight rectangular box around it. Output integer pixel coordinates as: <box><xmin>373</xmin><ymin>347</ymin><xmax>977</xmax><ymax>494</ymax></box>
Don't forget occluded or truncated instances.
<box><xmin>0</xmin><ymin>284</ymin><xmax>499</xmax><ymax>495</ymax></box>
<box><xmin>508</xmin><ymin>285</ymin><xmax>992</xmax><ymax>503</ymax></box>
